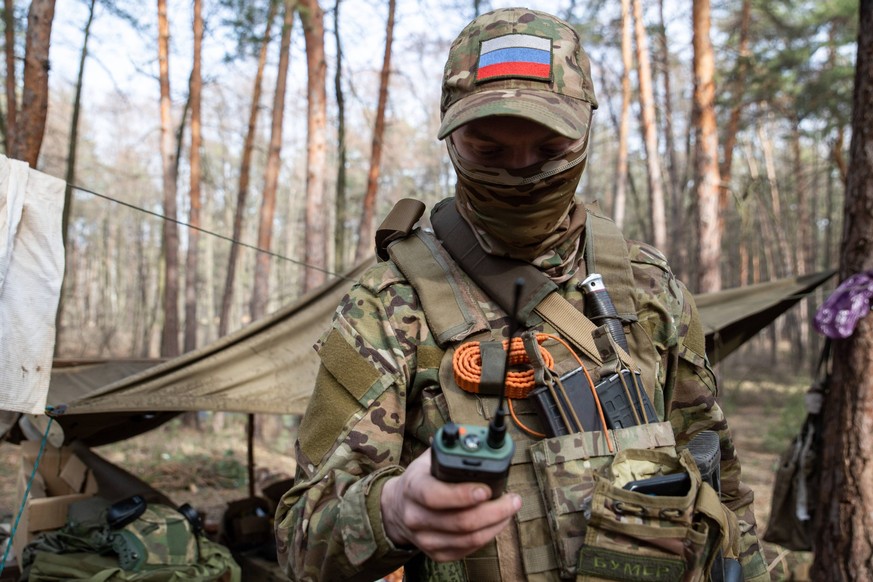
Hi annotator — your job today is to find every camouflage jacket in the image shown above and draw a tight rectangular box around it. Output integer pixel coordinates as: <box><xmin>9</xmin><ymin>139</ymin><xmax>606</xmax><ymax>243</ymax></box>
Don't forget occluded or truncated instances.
<box><xmin>275</xmin><ymin>225</ymin><xmax>770</xmax><ymax>582</ymax></box>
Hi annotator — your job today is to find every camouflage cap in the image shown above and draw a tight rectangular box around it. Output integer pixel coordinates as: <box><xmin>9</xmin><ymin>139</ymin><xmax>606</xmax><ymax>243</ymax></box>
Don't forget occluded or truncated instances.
<box><xmin>438</xmin><ymin>7</ymin><xmax>599</xmax><ymax>140</ymax></box>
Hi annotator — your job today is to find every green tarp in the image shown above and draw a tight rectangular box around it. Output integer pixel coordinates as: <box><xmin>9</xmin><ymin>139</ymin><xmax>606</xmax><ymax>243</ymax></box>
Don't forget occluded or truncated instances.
<box><xmin>3</xmin><ymin>264</ymin><xmax>835</xmax><ymax>446</ymax></box>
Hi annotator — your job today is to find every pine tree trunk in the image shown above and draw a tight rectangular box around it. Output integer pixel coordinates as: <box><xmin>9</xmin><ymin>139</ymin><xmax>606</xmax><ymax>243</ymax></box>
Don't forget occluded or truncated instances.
<box><xmin>218</xmin><ymin>0</ymin><xmax>278</xmax><ymax>337</ymax></box>
<box><xmin>631</xmin><ymin>0</ymin><xmax>667</xmax><ymax>251</ymax></box>
<box><xmin>158</xmin><ymin>0</ymin><xmax>180</xmax><ymax>357</ymax></box>
<box><xmin>4</xmin><ymin>0</ymin><xmax>16</xmax><ymax>153</ymax></box>
<box><xmin>613</xmin><ymin>0</ymin><xmax>632</xmax><ymax>229</ymax></box>
<box><xmin>692</xmin><ymin>0</ymin><xmax>722</xmax><ymax>293</ymax></box>
<box><xmin>355</xmin><ymin>0</ymin><xmax>396</xmax><ymax>262</ymax></box>
<box><xmin>333</xmin><ymin>0</ymin><xmax>348</xmax><ymax>271</ymax></box>
<box><xmin>757</xmin><ymin>122</ymin><xmax>793</xmax><ymax>277</ymax></box>
<box><xmin>12</xmin><ymin>0</ymin><xmax>55</xmax><ymax>167</ymax></box>
<box><xmin>832</xmin><ymin>126</ymin><xmax>849</xmax><ymax>186</ymax></box>
<box><xmin>812</xmin><ymin>4</ymin><xmax>873</xmax><ymax>578</ymax></box>
<box><xmin>55</xmin><ymin>0</ymin><xmax>96</xmax><ymax>351</ymax></box>
<box><xmin>743</xmin><ymin>142</ymin><xmax>779</xmax><ymax>282</ymax></box>
<box><xmin>792</xmin><ymin>119</ymin><xmax>811</xmax><ymax>360</ymax></box>
<box><xmin>656</xmin><ymin>0</ymin><xmax>681</xmax><ymax>266</ymax></box>
<box><xmin>720</xmin><ymin>0</ymin><xmax>751</xmax><ymax>182</ymax></box>
<box><xmin>62</xmin><ymin>0</ymin><xmax>95</xmax><ymax>247</ymax></box>
<box><xmin>299</xmin><ymin>0</ymin><xmax>329</xmax><ymax>292</ymax></box>
<box><xmin>828</xmin><ymin>23</ymin><xmax>849</xmax><ymax>188</ymax></box>
<box><xmin>251</xmin><ymin>0</ymin><xmax>295</xmax><ymax>321</ymax></box>
<box><xmin>184</xmin><ymin>0</ymin><xmax>204</xmax><ymax>353</ymax></box>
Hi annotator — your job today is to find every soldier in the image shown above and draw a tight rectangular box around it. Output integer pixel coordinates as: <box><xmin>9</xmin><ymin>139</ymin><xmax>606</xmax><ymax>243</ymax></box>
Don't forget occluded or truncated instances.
<box><xmin>276</xmin><ymin>7</ymin><xmax>770</xmax><ymax>582</ymax></box>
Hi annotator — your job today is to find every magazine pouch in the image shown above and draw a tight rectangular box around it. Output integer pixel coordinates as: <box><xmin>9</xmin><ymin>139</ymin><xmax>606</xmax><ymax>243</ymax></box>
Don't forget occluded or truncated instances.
<box><xmin>579</xmin><ymin>447</ymin><xmax>730</xmax><ymax>582</ymax></box>
<box><xmin>529</xmin><ymin>424</ymin><xmax>732</xmax><ymax>581</ymax></box>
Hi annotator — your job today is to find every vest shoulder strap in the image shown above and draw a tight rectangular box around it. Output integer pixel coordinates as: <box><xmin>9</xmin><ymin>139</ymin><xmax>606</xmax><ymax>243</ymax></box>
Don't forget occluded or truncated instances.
<box><xmin>380</xmin><ymin>197</ymin><xmax>650</xmax><ymax>373</ymax></box>
<box><xmin>430</xmin><ymin>198</ymin><xmax>557</xmax><ymax>326</ymax></box>
<box><xmin>583</xmin><ymin>202</ymin><xmax>637</xmax><ymax>321</ymax></box>
<box><xmin>375</xmin><ymin>198</ymin><xmax>425</xmax><ymax>260</ymax></box>
<box><xmin>386</xmin><ymin>228</ymin><xmax>490</xmax><ymax>346</ymax></box>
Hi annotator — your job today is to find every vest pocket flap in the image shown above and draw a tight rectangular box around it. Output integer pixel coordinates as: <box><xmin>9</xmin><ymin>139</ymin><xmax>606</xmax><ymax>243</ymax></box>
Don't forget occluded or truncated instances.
<box><xmin>611</xmin><ymin>421</ymin><xmax>676</xmax><ymax>451</ymax></box>
<box><xmin>530</xmin><ymin>431</ymin><xmax>617</xmax><ymax>466</ymax></box>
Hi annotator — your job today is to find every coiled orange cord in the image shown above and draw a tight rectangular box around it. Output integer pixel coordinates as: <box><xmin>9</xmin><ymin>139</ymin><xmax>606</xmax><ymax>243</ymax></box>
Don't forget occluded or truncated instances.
<box><xmin>453</xmin><ymin>334</ymin><xmax>554</xmax><ymax>399</ymax></box>
<box><xmin>452</xmin><ymin>333</ymin><xmax>613</xmax><ymax>451</ymax></box>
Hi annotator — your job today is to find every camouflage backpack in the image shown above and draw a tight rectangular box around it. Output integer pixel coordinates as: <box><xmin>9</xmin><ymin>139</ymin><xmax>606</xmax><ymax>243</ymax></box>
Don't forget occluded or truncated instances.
<box><xmin>110</xmin><ymin>504</ymin><xmax>199</xmax><ymax>571</ymax></box>
<box><xmin>21</xmin><ymin>499</ymin><xmax>241</xmax><ymax>581</ymax></box>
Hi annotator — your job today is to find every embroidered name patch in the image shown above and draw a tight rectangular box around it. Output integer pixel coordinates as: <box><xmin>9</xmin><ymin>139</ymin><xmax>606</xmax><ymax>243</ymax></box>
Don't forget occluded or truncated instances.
<box><xmin>476</xmin><ymin>34</ymin><xmax>552</xmax><ymax>81</ymax></box>
<box><xmin>577</xmin><ymin>547</ymin><xmax>686</xmax><ymax>582</ymax></box>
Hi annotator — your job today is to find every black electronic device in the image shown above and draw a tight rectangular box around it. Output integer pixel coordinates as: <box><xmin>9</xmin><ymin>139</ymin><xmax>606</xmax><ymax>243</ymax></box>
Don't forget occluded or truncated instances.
<box><xmin>623</xmin><ymin>472</ymin><xmax>691</xmax><ymax>496</ymax></box>
<box><xmin>178</xmin><ymin>502</ymin><xmax>204</xmax><ymax>535</ymax></box>
<box><xmin>106</xmin><ymin>494</ymin><xmax>147</xmax><ymax>529</ymax></box>
<box><xmin>430</xmin><ymin>279</ymin><xmax>525</xmax><ymax>498</ymax></box>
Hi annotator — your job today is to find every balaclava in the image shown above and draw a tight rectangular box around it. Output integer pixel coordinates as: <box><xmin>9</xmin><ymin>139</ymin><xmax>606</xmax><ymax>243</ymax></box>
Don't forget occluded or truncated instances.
<box><xmin>437</xmin><ymin>8</ymin><xmax>599</xmax><ymax>276</ymax></box>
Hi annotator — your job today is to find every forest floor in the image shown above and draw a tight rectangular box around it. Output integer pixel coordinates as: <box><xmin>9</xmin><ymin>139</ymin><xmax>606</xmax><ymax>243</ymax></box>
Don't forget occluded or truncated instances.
<box><xmin>0</xmin><ymin>346</ymin><xmax>816</xmax><ymax>581</ymax></box>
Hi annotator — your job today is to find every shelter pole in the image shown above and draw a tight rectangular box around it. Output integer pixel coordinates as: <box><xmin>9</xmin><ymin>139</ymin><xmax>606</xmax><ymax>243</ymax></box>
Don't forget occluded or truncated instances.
<box><xmin>247</xmin><ymin>413</ymin><xmax>255</xmax><ymax>498</ymax></box>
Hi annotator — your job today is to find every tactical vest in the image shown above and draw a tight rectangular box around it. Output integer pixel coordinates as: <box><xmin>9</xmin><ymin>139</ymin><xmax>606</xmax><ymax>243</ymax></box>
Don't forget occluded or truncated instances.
<box><xmin>377</xmin><ymin>198</ymin><xmax>736</xmax><ymax>582</ymax></box>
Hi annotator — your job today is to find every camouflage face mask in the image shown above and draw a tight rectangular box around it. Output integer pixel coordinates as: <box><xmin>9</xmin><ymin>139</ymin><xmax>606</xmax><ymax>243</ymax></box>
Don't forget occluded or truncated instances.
<box><xmin>448</xmin><ymin>131</ymin><xmax>589</xmax><ymax>261</ymax></box>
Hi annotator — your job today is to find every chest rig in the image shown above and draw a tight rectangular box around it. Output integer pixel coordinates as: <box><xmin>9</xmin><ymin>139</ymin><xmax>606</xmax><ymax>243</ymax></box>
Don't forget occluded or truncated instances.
<box><xmin>377</xmin><ymin>198</ymin><xmax>734</xmax><ymax>581</ymax></box>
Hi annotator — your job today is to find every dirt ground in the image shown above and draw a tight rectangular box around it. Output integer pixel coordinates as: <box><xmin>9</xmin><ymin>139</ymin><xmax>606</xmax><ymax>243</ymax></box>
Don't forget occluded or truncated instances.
<box><xmin>0</xmin><ymin>351</ymin><xmax>814</xmax><ymax>580</ymax></box>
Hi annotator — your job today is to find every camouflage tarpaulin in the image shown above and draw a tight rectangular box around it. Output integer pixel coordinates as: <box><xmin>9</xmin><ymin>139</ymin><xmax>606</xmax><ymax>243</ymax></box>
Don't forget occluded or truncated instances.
<box><xmin>696</xmin><ymin>270</ymin><xmax>836</xmax><ymax>365</ymax></box>
<box><xmin>3</xmin><ymin>264</ymin><xmax>832</xmax><ymax>446</ymax></box>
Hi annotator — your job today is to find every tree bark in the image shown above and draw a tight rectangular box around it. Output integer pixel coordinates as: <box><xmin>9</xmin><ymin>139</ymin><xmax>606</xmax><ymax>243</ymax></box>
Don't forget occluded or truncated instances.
<box><xmin>744</xmin><ymin>142</ymin><xmax>778</xmax><ymax>282</ymax></box>
<box><xmin>62</xmin><ymin>0</ymin><xmax>95</xmax><ymax>248</ymax></box>
<box><xmin>299</xmin><ymin>0</ymin><xmax>329</xmax><ymax>292</ymax></box>
<box><xmin>829</xmin><ymin>25</ymin><xmax>849</xmax><ymax>188</ymax></box>
<box><xmin>355</xmin><ymin>0</ymin><xmax>396</xmax><ymax>263</ymax></box>
<box><xmin>812</xmin><ymin>3</ymin><xmax>873</xmax><ymax>579</ymax></box>
<box><xmin>757</xmin><ymin>122</ymin><xmax>793</xmax><ymax>278</ymax></box>
<box><xmin>792</xmin><ymin>118</ymin><xmax>811</xmax><ymax>360</ymax></box>
<box><xmin>833</xmin><ymin>126</ymin><xmax>849</xmax><ymax>186</ymax></box>
<box><xmin>613</xmin><ymin>0</ymin><xmax>632</xmax><ymax>230</ymax></box>
<box><xmin>158</xmin><ymin>0</ymin><xmax>179</xmax><ymax>357</ymax></box>
<box><xmin>218</xmin><ymin>0</ymin><xmax>277</xmax><ymax>337</ymax></box>
<box><xmin>631</xmin><ymin>0</ymin><xmax>667</xmax><ymax>252</ymax></box>
<box><xmin>692</xmin><ymin>0</ymin><xmax>721</xmax><ymax>293</ymax></box>
<box><xmin>332</xmin><ymin>0</ymin><xmax>348</xmax><ymax>271</ymax></box>
<box><xmin>184</xmin><ymin>0</ymin><xmax>203</xmax><ymax>353</ymax></box>
<box><xmin>251</xmin><ymin>0</ymin><xmax>295</xmax><ymax>321</ymax></box>
<box><xmin>720</xmin><ymin>0</ymin><xmax>751</xmax><ymax>183</ymax></box>
<box><xmin>4</xmin><ymin>0</ymin><xmax>16</xmax><ymax>153</ymax></box>
<box><xmin>656</xmin><ymin>0</ymin><xmax>679</xmax><ymax>237</ymax></box>
<box><xmin>12</xmin><ymin>0</ymin><xmax>55</xmax><ymax>167</ymax></box>
<box><xmin>56</xmin><ymin>0</ymin><xmax>96</xmax><ymax>351</ymax></box>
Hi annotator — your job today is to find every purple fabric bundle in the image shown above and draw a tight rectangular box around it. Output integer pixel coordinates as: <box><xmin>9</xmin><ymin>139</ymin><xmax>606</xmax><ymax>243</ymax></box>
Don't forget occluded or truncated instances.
<box><xmin>814</xmin><ymin>270</ymin><xmax>873</xmax><ymax>339</ymax></box>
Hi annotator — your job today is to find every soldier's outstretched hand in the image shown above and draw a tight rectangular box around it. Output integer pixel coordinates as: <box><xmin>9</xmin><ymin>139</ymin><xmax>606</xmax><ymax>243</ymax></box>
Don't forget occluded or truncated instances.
<box><xmin>380</xmin><ymin>447</ymin><xmax>522</xmax><ymax>562</ymax></box>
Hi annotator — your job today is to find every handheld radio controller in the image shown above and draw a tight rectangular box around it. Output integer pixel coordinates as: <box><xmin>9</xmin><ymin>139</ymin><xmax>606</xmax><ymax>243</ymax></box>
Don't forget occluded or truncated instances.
<box><xmin>430</xmin><ymin>279</ymin><xmax>524</xmax><ymax>499</ymax></box>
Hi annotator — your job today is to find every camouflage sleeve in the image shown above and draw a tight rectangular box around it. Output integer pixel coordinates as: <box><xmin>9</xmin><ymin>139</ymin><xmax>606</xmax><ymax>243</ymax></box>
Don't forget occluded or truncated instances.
<box><xmin>274</xmin><ymin>262</ymin><xmax>423</xmax><ymax>581</ymax></box>
<box><xmin>630</xmin><ymin>242</ymin><xmax>770</xmax><ymax>581</ymax></box>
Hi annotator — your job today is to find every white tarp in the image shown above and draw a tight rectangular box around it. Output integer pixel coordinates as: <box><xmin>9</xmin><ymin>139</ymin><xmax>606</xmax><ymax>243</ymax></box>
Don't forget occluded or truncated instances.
<box><xmin>0</xmin><ymin>157</ymin><xmax>65</xmax><ymax>414</ymax></box>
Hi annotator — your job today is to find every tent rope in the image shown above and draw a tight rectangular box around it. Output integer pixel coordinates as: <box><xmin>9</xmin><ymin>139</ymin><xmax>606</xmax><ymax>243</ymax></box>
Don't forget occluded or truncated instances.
<box><xmin>69</xmin><ymin>183</ymin><xmax>355</xmax><ymax>282</ymax></box>
<box><xmin>0</xmin><ymin>407</ymin><xmax>56</xmax><ymax>575</ymax></box>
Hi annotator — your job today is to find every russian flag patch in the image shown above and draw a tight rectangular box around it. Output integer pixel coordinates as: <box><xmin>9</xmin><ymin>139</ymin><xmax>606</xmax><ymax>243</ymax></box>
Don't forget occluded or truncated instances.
<box><xmin>476</xmin><ymin>34</ymin><xmax>552</xmax><ymax>82</ymax></box>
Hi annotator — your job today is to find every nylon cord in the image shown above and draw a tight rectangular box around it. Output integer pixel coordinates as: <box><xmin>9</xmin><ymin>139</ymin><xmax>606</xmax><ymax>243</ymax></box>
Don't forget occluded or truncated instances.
<box><xmin>69</xmin><ymin>183</ymin><xmax>354</xmax><ymax>282</ymax></box>
<box><xmin>0</xmin><ymin>408</ymin><xmax>56</xmax><ymax>575</ymax></box>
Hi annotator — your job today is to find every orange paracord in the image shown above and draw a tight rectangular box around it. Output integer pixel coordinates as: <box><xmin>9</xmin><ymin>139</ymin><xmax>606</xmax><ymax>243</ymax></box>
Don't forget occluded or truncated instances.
<box><xmin>452</xmin><ymin>334</ymin><xmax>554</xmax><ymax>399</ymax></box>
<box><xmin>452</xmin><ymin>332</ymin><xmax>613</xmax><ymax>451</ymax></box>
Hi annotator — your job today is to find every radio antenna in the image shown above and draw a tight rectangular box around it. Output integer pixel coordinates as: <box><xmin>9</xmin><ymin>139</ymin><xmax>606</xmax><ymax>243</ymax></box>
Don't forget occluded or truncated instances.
<box><xmin>488</xmin><ymin>277</ymin><xmax>525</xmax><ymax>449</ymax></box>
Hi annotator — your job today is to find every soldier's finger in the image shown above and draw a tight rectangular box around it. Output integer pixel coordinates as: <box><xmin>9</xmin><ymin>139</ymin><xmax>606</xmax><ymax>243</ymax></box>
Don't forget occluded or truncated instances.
<box><xmin>415</xmin><ymin>515</ymin><xmax>516</xmax><ymax>562</ymax></box>
<box><xmin>404</xmin><ymin>449</ymin><xmax>495</xmax><ymax>510</ymax></box>
<box><xmin>407</xmin><ymin>493</ymin><xmax>522</xmax><ymax>535</ymax></box>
